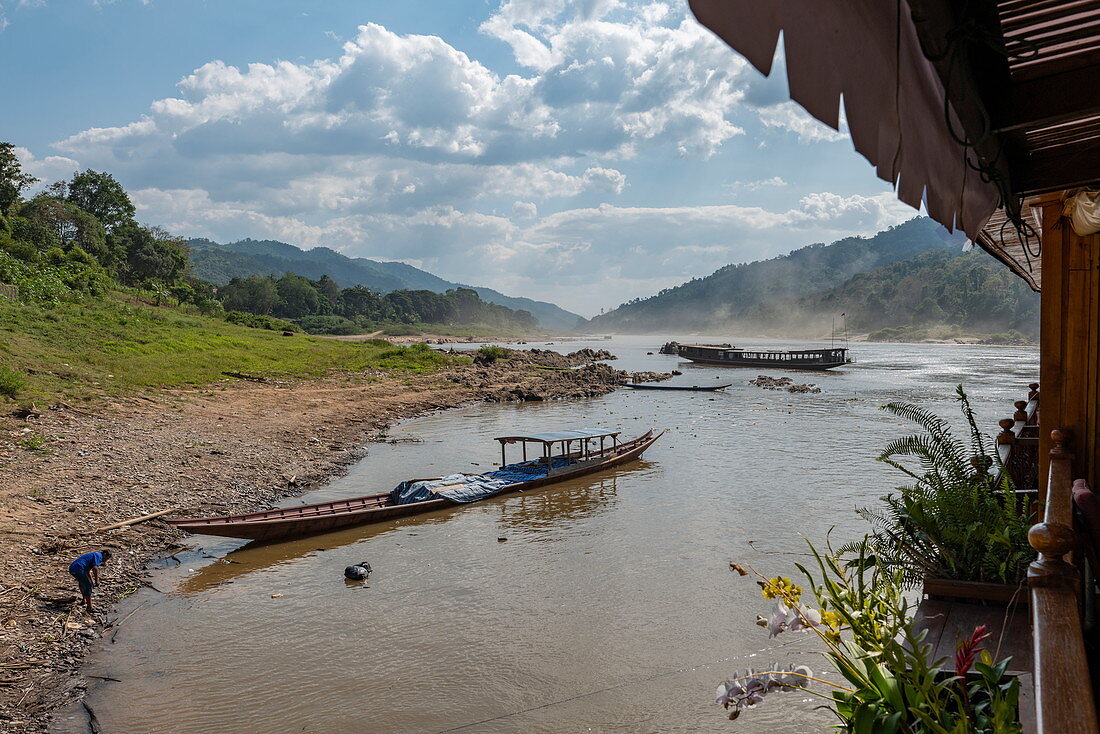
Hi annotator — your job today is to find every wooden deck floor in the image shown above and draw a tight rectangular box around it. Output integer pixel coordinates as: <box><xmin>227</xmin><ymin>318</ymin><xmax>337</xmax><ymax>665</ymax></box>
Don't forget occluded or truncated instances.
<box><xmin>914</xmin><ymin>599</ymin><xmax>1035</xmax><ymax>731</ymax></box>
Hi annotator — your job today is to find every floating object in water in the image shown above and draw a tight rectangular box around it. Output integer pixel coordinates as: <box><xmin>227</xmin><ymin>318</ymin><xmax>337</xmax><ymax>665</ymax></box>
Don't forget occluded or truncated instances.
<box><xmin>344</xmin><ymin>561</ymin><xmax>372</xmax><ymax>580</ymax></box>
<box><xmin>498</xmin><ymin>537</ymin><xmax>507</xmax><ymax>543</ymax></box>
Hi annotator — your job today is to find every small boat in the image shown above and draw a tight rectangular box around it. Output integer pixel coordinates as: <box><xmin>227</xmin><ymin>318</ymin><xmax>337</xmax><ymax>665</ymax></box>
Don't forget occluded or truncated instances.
<box><xmin>677</xmin><ymin>344</ymin><xmax>849</xmax><ymax>370</ymax></box>
<box><xmin>167</xmin><ymin>428</ymin><xmax>663</xmax><ymax>541</ymax></box>
<box><xmin>623</xmin><ymin>382</ymin><xmax>732</xmax><ymax>391</ymax></box>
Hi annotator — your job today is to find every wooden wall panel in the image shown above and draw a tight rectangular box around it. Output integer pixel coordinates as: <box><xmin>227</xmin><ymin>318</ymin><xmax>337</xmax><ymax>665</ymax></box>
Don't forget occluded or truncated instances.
<box><xmin>1037</xmin><ymin>199</ymin><xmax>1100</xmax><ymax>498</ymax></box>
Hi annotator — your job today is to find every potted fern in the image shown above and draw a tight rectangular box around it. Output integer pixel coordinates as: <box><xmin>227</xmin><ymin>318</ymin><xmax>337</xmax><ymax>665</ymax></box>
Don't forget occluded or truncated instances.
<box><xmin>852</xmin><ymin>386</ymin><xmax>1034</xmax><ymax>604</ymax></box>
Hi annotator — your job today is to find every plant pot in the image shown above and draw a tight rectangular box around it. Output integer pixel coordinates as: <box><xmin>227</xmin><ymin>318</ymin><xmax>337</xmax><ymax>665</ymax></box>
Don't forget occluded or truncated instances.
<box><xmin>923</xmin><ymin>578</ymin><xmax>1029</xmax><ymax>606</ymax></box>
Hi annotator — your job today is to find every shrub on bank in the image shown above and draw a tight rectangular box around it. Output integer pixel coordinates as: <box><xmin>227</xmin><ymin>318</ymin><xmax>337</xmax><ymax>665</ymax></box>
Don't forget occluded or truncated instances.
<box><xmin>474</xmin><ymin>345</ymin><xmax>513</xmax><ymax>365</ymax></box>
<box><xmin>223</xmin><ymin>310</ymin><xmax>300</xmax><ymax>332</ymax></box>
<box><xmin>376</xmin><ymin>342</ymin><xmax>446</xmax><ymax>373</ymax></box>
<box><xmin>298</xmin><ymin>314</ymin><xmax>360</xmax><ymax>335</ymax></box>
<box><xmin>0</xmin><ymin>366</ymin><xmax>26</xmax><ymax>399</ymax></box>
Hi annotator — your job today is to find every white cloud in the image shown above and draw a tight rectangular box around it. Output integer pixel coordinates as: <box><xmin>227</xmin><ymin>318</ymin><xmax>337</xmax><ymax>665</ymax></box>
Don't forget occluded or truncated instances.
<box><xmin>731</xmin><ymin>175</ymin><xmax>788</xmax><ymax>192</ymax></box>
<box><xmin>758</xmin><ymin>101</ymin><xmax>848</xmax><ymax>144</ymax></box>
<box><xmin>13</xmin><ymin>147</ymin><xmax>81</xmax><ymax>188</ymax></box>
<box><xmin>512</xmin><ymin>200</ymin><xmax>538</xmax><ymax>219</ymax></box>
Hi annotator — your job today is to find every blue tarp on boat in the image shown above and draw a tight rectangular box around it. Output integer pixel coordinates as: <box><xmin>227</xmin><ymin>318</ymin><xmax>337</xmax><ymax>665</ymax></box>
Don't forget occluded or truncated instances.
<box><xmin>389</xmin><ymin>457</ymin><xmax>575</xmax><ymax>506</ymax></box>
<box><xmin>389</xmin><ymin>473</ymin><xmax>510</xmax><ymax>505</ymax></box>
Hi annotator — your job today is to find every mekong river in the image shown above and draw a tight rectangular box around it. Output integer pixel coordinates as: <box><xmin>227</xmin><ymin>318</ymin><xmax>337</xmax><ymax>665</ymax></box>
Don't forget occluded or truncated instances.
<box><xmin>54</xmin><ymin>337</ymin><xmax>1037</xmax><ymax>734</ymax></box>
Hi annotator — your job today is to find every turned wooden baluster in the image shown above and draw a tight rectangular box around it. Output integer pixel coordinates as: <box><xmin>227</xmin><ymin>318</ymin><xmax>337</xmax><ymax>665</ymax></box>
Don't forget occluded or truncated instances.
<box><xmin>1029</xmin><ymin>429</ymin><xmax>1099</xmax><ymax>734</ymax></box>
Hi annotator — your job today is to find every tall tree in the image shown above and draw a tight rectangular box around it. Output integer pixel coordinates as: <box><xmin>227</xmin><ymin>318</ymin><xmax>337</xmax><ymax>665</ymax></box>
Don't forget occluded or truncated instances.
<box><xmin>66</xmin><ymin>170</ymin><xmax>135</xmax><ymax>233</ymax></box>
<box><xmin>122</xmin><ymin>225</ymin><xmax>187</xmax><ymax>284</ymax></box>
<box><xmin>0</xmin><ymin>142</ymin><xmax>38</xmax><ymax>216</ymax></box>
<box><xmin>20</xmin><ymin>195</ymin><xmax>109</xmax><ymax>261</ymax></box>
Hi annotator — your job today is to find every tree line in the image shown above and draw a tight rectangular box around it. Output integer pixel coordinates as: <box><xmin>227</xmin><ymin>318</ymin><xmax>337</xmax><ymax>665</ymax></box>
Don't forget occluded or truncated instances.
<box><xmin>0</xmin><ymin>142</ymin><xmax>538</xmax><ymax>333</ymax></box>
<box><xmin>218</xmin><ymin>273</ymin><xmax>537</xmax><ymax>333</ymax></box>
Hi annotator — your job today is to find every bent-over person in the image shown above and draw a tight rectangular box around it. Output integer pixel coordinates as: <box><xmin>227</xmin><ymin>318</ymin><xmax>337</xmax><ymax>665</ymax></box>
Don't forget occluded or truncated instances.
<box><xmin>69</xmin><ymin>549</ymin><xmax>111</xmax><ymax>612</ymax></box>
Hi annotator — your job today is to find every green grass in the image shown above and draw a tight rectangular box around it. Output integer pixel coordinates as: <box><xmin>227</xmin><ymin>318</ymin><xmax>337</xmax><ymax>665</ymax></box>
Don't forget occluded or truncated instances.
<box><xmin>0</xmin><ymin>294</ymin><xmax>466</xmax><ymax>405</ymax></box>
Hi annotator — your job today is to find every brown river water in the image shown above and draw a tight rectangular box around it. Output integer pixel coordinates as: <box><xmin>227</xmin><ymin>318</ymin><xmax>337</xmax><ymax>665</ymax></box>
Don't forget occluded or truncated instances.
<box><xmin>53</xmin><ymin>336</ymin><xmax>1038</xmax><ymax>734</ymax></box>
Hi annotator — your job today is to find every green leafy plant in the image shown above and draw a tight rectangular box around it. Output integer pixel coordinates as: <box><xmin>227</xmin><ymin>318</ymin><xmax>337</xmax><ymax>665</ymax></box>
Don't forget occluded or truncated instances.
<box><xmin>719</xmin><ymin>540</ymin><xmax>1022</xmax><ymax>732</ymax></box>
<box><xmin>847</xmin><ymin>386</ymin><xmax>1034</xmax><ymax>585</ymax></box>
<box><xmin>474</xmin><ymin>345</ymin><xmax>513</xmax><ymax>365</ymax></box>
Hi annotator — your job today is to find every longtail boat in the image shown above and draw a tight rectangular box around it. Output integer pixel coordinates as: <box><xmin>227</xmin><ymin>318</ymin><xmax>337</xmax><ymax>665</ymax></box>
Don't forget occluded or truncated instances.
<box><xmin>167</xmin><ymin>428</ymin><xmax>663</xmax><ymax>541</ymax></box>
<box><xmin>677</xmin><ymin>344</ymin><xmax>849</xmax><ymax>370</ymax></box>
<box><xmin>623</xmin><ymin>383</ymin><xmax>732</xmax><ymax>391</ymax></box>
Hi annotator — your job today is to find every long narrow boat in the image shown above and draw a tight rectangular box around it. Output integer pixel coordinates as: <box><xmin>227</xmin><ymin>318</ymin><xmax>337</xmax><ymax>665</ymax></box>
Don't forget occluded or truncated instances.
<box><xmin>677</xmin><ymin>344</ymin><xmax>849</xmax><ymax>370</ymax></box>
<box><xmin>167</xmin><ymin>428</ymin><xmax>663</xmax><ymax>542</ymax></box>
<box><xmin>624</xmin><ymin>383</ymin><xmax>732</xmax><ymax>391</ymax></box>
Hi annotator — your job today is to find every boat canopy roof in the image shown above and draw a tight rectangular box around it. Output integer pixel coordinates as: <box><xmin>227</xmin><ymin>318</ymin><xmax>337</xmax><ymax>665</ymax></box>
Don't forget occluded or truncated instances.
<box><xmin>495</xmin><ymin>428</ymin><xmax>620</xmax><ymax>444</ymax></box>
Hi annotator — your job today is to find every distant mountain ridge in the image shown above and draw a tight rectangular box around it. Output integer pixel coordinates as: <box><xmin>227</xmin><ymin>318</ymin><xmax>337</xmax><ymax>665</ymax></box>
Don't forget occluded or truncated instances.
<box><xmin>185</xmin><ymin>238</ymin><xmax>583</xmax><ymax>332</ymax></box>
<box><xmin>587</xmin><ymin>217</ymin><xmax>972</xmax><ymax>333</ymax></box>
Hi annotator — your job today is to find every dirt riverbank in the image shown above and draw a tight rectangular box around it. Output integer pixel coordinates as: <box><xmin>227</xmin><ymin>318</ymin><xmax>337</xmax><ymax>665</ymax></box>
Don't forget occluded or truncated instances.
<box><xmin>0</xmin><ymin>353</ymin><xmax>666</xmax><ymax>732</ymax></box>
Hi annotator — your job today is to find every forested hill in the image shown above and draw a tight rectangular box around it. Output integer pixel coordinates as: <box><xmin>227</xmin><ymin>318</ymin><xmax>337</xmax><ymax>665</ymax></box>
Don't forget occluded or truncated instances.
<box><xmin>587</xmin><ymin>217</ymin><xmax>972</xmax><ymax>334</ymax></box>
<box><xmin>187</xmin><ymin>238</ymin><xmax>582</xmax><ymax>332</ymax></box>
<box><xmin>796</xmin><ymin>248</ymin><xmax>1038</xmax><ymax>338</ymax></box>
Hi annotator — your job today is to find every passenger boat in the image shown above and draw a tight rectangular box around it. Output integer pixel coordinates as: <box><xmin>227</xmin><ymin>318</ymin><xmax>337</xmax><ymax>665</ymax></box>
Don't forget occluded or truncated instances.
<box><xmin>677</xmin><ymin>344</ymin><xmax>849</xmax><ymax>370</ymax></box>
<box><xmin>623</xmin><ymin>382</ymin><xmax>732</xmax><ymax>391</ymax></box>
<box><xmin>166</xmin><ymin>428</ymin><xmax>663</xmax><ymax>541</ymax></box>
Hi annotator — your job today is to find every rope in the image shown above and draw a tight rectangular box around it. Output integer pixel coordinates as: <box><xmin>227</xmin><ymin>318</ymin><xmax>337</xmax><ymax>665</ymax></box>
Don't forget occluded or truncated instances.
<box><xmin>430</xmin><ymin>634</ymin><xmax>819</xmax><ymax>733</ymax></box>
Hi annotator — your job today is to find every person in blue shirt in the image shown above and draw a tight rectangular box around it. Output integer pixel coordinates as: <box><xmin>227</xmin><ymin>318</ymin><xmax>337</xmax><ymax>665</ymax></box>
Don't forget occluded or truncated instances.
<box><xmin>68</xmin><ymin>550</ymin><xmax>111</xmax><ymax>612</ymax></box>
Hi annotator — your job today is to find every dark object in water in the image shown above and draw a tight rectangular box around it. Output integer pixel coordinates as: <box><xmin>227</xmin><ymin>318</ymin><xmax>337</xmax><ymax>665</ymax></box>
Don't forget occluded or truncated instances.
<box><xmin>344</xmin><ymin>561</ymin><xmax>372</xmax><ymax>580</ymax></box>
<box><xmin>498</xmin><ymin>537</ymin><xmax>507</xmax><ymax>542</ymax></box>
<box><xmin>623</xmin><ymin>383</ymin><xmax>731</xmax><ymax>392</ymax></box>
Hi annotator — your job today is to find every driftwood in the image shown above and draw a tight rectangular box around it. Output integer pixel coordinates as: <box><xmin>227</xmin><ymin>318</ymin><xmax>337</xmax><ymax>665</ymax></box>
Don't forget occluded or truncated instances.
<box><xmin>97</xmin><ymin>508</ymin><xmax>177</xmax><ymax>533</ymax></box>
<box><xmin>221</xmin><ymin>370</ymin><xmax>268</xmax><ymax>383</ymax></box>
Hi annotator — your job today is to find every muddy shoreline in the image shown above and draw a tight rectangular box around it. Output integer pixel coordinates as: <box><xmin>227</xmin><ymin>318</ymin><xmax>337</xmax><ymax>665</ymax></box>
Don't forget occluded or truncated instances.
<box><xmin>0</xmin><ymin>352</ymin><xmax>665</xmax><ymax>733</ymax></box>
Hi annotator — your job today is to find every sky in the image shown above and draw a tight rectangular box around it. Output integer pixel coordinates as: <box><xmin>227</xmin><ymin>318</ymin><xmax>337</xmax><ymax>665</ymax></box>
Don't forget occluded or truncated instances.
<box><xmin>0</xmin><ymin>0</ymin><xmax>920</xmax><ymax>316</ymax></box>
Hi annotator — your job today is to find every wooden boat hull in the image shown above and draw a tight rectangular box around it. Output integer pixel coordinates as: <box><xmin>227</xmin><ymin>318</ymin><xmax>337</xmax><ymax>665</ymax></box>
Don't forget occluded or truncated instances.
<box><xmin>167</xmin><ymin>430</ymin><xmax>663</xmax><ymax>542</ymax></box>
<box><xmin>679</xmin><ymin>355</ymin><xmax>845</xmax><ymax>370</ymax></box>
<box><xmin>624</xmin><ymin>383</ymin><xmax>732</xmax><ymax>391</ymax></box>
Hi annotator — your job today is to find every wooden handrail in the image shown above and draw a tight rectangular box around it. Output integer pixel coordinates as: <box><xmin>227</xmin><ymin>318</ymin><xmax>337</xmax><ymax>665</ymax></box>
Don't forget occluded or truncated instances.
<box><xmin>1029</xmin><ymin>429</ymin><xmax>1099</xmax><ymax>734</ymax></box>
<box><xmin>997</xmin><ymin>385</ymin><xmax>1041</xmax><ymax>505</ymax></box>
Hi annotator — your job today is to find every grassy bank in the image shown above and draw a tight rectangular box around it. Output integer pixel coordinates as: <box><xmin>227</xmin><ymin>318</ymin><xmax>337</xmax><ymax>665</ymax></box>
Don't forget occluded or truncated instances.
<box><xmin>0</xmin><ymin>293</ymin><xmax>463</xmax><ymax>406</ymax></box>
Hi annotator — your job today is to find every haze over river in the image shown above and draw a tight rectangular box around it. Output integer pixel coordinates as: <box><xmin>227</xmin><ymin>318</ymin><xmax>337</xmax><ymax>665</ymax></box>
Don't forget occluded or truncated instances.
<box><xmin>59</xmin><ymin>337</ymin><xmax>1038</xmax><ymax>734</ymax></box>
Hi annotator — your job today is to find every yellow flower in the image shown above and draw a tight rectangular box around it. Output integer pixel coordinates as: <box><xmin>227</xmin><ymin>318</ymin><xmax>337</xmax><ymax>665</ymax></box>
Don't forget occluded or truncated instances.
<box><xmin>761</xmin><ymin>576</ymin><xmax>803</xmax><ymax>603</ymax></box>
<box><xmin>822</xmin><ymin>610</ymin><xmax>843</xmax><ymax>630</ymax></box>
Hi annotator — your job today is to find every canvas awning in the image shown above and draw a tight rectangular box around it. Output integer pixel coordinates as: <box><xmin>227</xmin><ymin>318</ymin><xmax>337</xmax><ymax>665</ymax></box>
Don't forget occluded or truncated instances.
<box><xmin>495</xmin><ymin>429</ymin><xmax>620</xmax><ymax>444</ymax></box>
<box><xmin>689</xmin><ymin>0</ymin><xmax>1100</xmax><ymax>288</ymax></box>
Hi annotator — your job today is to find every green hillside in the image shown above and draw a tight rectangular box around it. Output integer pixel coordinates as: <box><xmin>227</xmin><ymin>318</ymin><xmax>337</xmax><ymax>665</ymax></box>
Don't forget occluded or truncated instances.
<box><xmin>801</xmin><ymin>249</ymin><xmax>1039</xmax><ymax>341</ymax></box>
<box><xmin>587</xmin><ymin>217</ymin><xmax>970</xmax><ymax>333</ymax></box>
<box><xmin>187</xmin><ymin>238</ymin><xmax>583</xmax><ymax>332</ymax></box>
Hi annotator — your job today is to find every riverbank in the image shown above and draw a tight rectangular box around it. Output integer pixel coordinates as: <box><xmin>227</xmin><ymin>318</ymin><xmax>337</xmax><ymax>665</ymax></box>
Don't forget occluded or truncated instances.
<box><xmin>0</xmin><ymin>352</ymin><xmax>664</xmax><ymax>733</ymax></box>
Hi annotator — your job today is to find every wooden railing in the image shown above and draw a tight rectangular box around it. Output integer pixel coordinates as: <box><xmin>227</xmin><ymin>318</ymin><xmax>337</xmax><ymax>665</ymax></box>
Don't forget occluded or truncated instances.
<box><xmin>997</xmin><ymin>383</ymin><xmax>1041</xmax><ymax>518</ymax></box>
<box><xmin>1028</xmin><ymin>429</ymin><xmax>1099</xmax><ymax>733</ymax></box>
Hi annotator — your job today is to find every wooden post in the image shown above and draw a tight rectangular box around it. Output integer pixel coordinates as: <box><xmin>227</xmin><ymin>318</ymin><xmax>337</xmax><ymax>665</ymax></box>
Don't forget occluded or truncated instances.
<box><xmin>1036</xmin><ymin>197</ymin><xmax>1100</xmax><ymax>502</ymax></box>
<box><xmin>501</xmin><ymin>440</ymin><xmax>506</xmax><ymax>468</ymax></box>
<box><xmin>1029</xmin><ymin>429</ymin><xmax>1100</xmax><ymax>733</ymax></box>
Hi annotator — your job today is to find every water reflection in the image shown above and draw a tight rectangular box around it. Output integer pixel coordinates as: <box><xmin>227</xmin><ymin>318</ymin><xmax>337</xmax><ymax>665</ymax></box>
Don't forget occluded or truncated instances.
<box><xmin>178</xmin><ymin>463</ymin><xmax>647</xmax><ymax>594</ymax></box>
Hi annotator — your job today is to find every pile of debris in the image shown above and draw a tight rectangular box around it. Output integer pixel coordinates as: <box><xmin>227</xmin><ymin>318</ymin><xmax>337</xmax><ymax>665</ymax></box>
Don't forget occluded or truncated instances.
<box><xmin>749</xmin><ymin>375</ymin><xmax>822</xmax><ymax>394</ymax></box>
